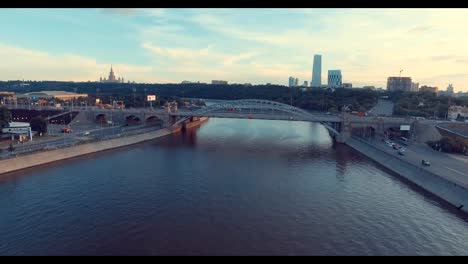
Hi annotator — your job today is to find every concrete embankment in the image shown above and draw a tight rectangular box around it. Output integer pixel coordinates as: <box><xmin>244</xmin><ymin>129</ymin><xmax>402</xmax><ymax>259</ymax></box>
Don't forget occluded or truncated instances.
<box><xmin>346</xmin><ymin>138</ymin><xmax>468</xmax><ymax>214</ymax></box>
<box><xmin>0</xmin><ymin>127</ymin><xmax>178</xmax><ymax>175</ymax></box>
<box><xmin>184</xmin><ymin>117</ymin><xmax>209</xmax><ymax>129</ymax></box>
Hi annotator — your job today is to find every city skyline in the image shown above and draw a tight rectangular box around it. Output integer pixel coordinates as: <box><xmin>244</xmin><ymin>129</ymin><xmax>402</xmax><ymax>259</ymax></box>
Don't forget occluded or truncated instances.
<box><xmin>1</xmin><ymin>8</ymin><xmax>468</xmax><ymax>91</ymax></box>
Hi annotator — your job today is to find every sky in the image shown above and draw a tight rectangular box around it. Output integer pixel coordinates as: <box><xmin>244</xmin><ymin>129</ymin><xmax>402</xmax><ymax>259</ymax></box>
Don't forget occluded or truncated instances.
<box><xmin>1</xmin><ymin>8</ymin><xmax>468</xmax><ymax>92</ymax></box>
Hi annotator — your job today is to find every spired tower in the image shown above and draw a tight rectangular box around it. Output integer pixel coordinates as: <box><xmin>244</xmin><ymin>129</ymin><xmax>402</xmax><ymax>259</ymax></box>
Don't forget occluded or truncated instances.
<box><xmin>108</xmin><ymin>65</ymin><xmax>117</xmax><ymax>82</ymax></box>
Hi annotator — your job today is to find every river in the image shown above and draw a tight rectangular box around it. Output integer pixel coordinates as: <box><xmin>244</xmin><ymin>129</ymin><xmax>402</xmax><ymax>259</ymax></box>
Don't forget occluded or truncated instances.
<box><xmin>1</xmin><ymin>118</ymin><xmax>467</xmax><ymax>255</ymax></box>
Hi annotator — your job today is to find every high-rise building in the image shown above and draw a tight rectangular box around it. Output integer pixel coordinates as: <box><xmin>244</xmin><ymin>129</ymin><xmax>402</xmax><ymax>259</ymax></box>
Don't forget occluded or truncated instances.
<box><xmin>328</xmin><ymin>70</ymin><xmax>342</xmax><ymax>88</ymax></box>
<box><xmin>303</xmin><ymin>81</ymin><xmax>308</xmax><ymax>87</ymax></box>
<box><xmin>100</xmin><ymin>65</ymin><xmax>125</xmax><ymax>83</ymax></box>
<box><xmin>387</xmin><ymin>77</ymin><xmax>412</xmax><ymax>92</ymax></box>
<box><xmin>288</xmin><ymin>76</ymin><xmax>295</xmax><ymax>87</ymax></box>
<box><xmin>295</xmin><ymin>78</ymin><xmax>299</xmax><ymax>87</ymax></box>
<box><xmin>311</xmin><ymin>55</ymin><xmax>322</xmax><ymax>87</ymax></box>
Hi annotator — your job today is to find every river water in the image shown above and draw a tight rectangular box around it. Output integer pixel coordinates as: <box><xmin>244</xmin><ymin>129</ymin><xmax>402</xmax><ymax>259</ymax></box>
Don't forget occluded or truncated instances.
<box><xmin>1</xmin><ymin>118</ymin><xmax>468</xmax><ymax>255</ymax></box>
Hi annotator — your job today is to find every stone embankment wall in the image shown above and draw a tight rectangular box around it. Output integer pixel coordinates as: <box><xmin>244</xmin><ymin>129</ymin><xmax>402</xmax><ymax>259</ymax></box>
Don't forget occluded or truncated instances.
<box><xmin>346</xmin><ymin>138</ymin><xmax>468</xmax><ymax>214</ymax></box>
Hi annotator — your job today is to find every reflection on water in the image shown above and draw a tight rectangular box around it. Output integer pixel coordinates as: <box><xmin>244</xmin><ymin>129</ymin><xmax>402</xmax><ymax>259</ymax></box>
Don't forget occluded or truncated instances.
<box><xmin>0</xmin><ymin>118</ymin><xmax>468</xmax><ymax>255</ymax></box>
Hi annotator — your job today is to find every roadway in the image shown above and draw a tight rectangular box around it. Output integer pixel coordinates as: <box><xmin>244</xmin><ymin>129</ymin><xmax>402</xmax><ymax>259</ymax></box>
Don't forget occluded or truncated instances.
<box><xmin>359</xmin><ymin>136</ymin><xmax>468</xmax><ymax>189</ymax></box>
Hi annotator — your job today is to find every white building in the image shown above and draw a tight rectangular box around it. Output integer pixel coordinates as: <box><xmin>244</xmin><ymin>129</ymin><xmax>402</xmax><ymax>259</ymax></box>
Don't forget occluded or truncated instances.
<box><xmin>328</xmin><ymin>70</ymin><xmax>342</xmax><ymax>88</ymax></box>
<box><xmin>448</xmin><ymin>105</ymin><xmax>468</xmax><ymax>120</ymax></box>
<box><xmin>1</xmin><ymin>122</ymin><xmax>32</xmax><ymax>142</ymax></box>
<box><xmin>311</xmin><ymin>55</ymin><xmax>322</xmax><ymax>87</ymax></box>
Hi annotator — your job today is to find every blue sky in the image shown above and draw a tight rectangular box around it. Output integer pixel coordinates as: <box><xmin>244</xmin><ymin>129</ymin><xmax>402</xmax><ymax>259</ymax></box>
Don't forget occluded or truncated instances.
<box><xmin>1</xmin><ymin>8</ymin><xmax>468</xmax><ymax>91</ymax></box>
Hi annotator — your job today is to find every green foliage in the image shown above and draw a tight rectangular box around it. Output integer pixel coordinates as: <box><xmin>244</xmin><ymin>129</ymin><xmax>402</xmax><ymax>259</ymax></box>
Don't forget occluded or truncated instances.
<box><xmin>0</xmin><ymin>81</ymin><xmax>381</xmax><ymax>112</ymax></box>
<box><xmin>30</xmin><ymin>116</ymin><xmax>48</xmax><ymax>134</ymax></box>
<box><xmin>0</xmin><ymin>106</ymin><xmax>12</xmax><ymax>128</ymax></box>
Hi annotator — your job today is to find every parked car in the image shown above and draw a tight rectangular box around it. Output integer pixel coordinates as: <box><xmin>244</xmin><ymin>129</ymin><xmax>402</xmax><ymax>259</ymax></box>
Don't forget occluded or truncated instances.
<box><xmin>398</xmin><ymin>150</ymin><xmax>406</xmax><ymax>156</ymax></box>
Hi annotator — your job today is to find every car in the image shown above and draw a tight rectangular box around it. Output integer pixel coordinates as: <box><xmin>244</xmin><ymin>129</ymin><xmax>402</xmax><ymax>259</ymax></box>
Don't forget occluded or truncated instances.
<box><xmin>83</xmin><ymin>131</ymin><xmax>90</xmax><ymax>136</ymax></box>
<box><xmin>398</xmin><ymin>150</ymin><xmax>405</xmax><ymax>156</ymax></box>
<box><xmin>421</xmin><ymin>160</ymin><xmax>431</xmax><ymax>166</ymax></box>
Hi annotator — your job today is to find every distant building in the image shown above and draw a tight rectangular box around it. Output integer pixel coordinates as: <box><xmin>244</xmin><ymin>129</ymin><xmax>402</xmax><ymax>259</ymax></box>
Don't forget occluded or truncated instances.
<box><xmin>181</xmin><ymin>80</ymin><xmax>195</xmax><ymax>84</ymax></box>
<box><xmin>303</xmin><ymin>81</ymin><xmax>308</xmax><ymax>87</ymax></box>
<box><xmin>448</xmin><ymin>105</ymin><xmax>468</xmax><ymax>120</ymax></box>
<box><xmin>244</xmin><ymin>83</ymin><xmax>252</xmax><ymax>86</ymax></box>
<box><xmin>455</xmin><ymin>91</ymin><xmax>468</xmax><ymax>98</ymax></box>
<box><xmin>440</xmin><ymin>84</ymin><xmax>455</xmax><ymax>97</ymax></box>
<box><xmin>363</xmin><ymin>86</ymin><xmax>375</xmax><ymax>90</ymax></box>
<box><xmin>288</xmin><ymin>77</ymin><xmax>295</xmax><ymax>87</ymax></box>
<box><xmin>411</xmin><ymin>82</ymin><xmax>419</xmax><ymax>92</ymax></box>
<box><xmin>211</xmin><ymin>80</ymin><xmax>228</xmax><ymax>85</ymax></box>
<box><xmin>100</xmin><ymin>65</ymin><xmax>125</xmax><ymax>83</ymax></box>
<box><xmin>311</xmin><ymin>54</ymin><xmax>322</xmax><ymax>87</ymax></box>
<box><xmin>342</xmin><ymin>83</ymin><xmax>352</xmax><ymax>88</ymax></box>
<box><xmin>288</xmin><ymin>77</ymin><xmax>299</xmax><ymax>87</ymax></box>
<box><xmin>328</xmin><ymin>70</ymin><xmax>342</xmax><ymax>88</ymax></box>
<box><xmin>387</xmin><ymin>77</ymin><xmax>412</xmax><ymax>92</ymax></box>
<box><xmin>17</xmin><ymin>91</ymin><xmax>88</xmax><ymax>101</ymax></box>
<box><xmin>0</xmin><ymin>91</ymin><xmax>16</xmax><ymax>104</ymax></box>
<box><xmin>419</xmin><ymin>85</ymin><xmax>439</xmax><ymax>95</ymax></box>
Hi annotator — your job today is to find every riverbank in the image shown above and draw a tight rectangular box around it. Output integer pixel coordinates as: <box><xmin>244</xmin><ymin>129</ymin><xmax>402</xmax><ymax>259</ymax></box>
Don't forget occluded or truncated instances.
<box><xmin>346</xmin><ymin>137</ymin><xmax>468</xmax><ymax>214</ymax></box>
<box><xmin>0</xmin><ymin>117</ymin><xmax>211</xmax><ymax>176</ymax></box>
<box><xmin>0</xmin><ymin>127</ymin><xmax>175</xmax><ymax>175</ymax></box>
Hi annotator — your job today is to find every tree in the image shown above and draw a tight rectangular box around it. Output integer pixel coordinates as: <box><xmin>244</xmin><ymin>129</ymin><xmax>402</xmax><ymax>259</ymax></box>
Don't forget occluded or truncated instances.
<box><xmin>30</xmin><ymin>116</ymin><xmax>48</xmax><ymax>135</ymax></box>
<box><xmin>0</xmin><ymin>106</ymin><xmax>12</xmax><ymax>128</ymax></box>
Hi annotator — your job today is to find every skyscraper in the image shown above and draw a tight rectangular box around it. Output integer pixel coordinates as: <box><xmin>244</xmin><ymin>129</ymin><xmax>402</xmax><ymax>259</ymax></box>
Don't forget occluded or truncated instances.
<box><xmin>311</xmin><ymin>55</ymin><xmax>322</xmax><ymax>87</ymax></box>
<box><xmin>328</xmin><ymin>70</ymin><xmax>342</xmax><ymax>88</ymax></box>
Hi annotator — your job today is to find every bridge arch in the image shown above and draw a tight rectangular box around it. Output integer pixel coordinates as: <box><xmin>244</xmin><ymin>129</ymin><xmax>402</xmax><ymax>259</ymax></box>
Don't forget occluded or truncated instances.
<box><xmin>173</xmin><ymin>99</ymin><xmax>340</xmax><ymax>136</ymax></box>
<box><xmin>146</xmin><ymin>115</ymin><xmax>163</xmax><ymax>126</ymax></box>
<box><xmin>95</xmin><ymin>114</ymin><xmax>107</xmax><ymax>125</ymax></box>
<box><xmin>126</xmin><ymin>115</ymin><xmax>141</xmax><ymax>126</ymax></box>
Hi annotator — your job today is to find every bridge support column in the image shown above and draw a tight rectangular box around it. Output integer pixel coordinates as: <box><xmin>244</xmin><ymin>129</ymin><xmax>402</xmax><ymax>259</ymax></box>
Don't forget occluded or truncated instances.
<box><xmin>336</xmin><ymin>114</ymin><xmax>351</xmax><ymax>143</ymax></box>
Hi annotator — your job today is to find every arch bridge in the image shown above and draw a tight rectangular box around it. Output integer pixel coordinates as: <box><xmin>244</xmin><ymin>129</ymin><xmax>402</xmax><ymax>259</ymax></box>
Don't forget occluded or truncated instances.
<box><xmin>170</xmin><ymin>99</ymin><xmax>344</xmax><ymax>139</ymax></box>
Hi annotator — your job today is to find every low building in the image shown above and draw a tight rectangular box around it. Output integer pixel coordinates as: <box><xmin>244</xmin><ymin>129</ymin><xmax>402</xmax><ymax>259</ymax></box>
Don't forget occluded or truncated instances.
<box><xmin>343</xmin><ymin>83</ymin><xmax>352</xmax><ymax>88</ymax></box>
<box><xmin>1</xmin><ymin>122</ymin><xmax>32</xmax><ymax>142</ymax></box>
<box><xmin>211</xmin><ymin>80</ymin><xmax>228</xmax><ymax>85</ymax></box>
<box><xmin>362</xmin><ymin>86</ymin><xmax>375</xmax><ymax>90</ymax></box>
<box><xmin>448</xmin><ymin>105</ymin><xmax>468</xmax><ymax>120</ymax></box>
<box><xmin>0</xmin><ymin>91</ymin><xmax>16</xmax><ymax>104</ymax></box>
<box><xmin>455</xmin><ymin>92</ymin><xmax>468</xmax><ymax>98</ymax></box>
<box><xmin>17</xmin><ymin>91</ymin><xmax>88</xmax><ymax>101</ymax></box>
<box><xmin>419</xmin><ymin>85</ymin><xmax>439</xmax><ymax>95</ymax></box>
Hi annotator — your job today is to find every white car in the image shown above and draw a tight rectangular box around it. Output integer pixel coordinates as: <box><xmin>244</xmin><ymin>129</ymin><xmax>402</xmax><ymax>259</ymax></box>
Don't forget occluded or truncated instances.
<box><xmin>83</xmin><ymin>131</ymin><xmax>90</xmax><ymax>136</ymax></box>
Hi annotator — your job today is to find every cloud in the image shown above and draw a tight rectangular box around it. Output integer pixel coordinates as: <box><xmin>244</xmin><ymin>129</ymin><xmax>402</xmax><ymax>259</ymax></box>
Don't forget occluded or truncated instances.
<box><xmin>0</xmin><ymin>42</ymin><xmax>154</xmax><ymax>83</ymax></box>
<box><xmin>100</xmin><ymin>8</ymin><xmax>137</xmax><ymax>16</ymax></box>
<box><xmin>407</xmin><ymin>25</ymin><xmax>433</xmax><ymax>33</ymax></box>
